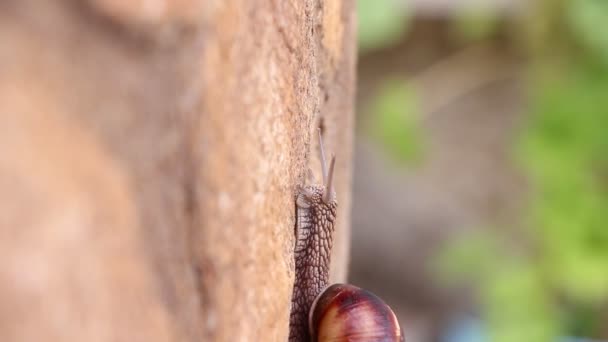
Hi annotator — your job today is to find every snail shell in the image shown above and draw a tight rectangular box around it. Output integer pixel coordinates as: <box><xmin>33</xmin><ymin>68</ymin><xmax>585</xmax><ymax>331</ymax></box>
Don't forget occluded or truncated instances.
<box><xmin>309</xmin><ymin>283</ymin><xmax>404</xmax><ymax>342</ymax></box>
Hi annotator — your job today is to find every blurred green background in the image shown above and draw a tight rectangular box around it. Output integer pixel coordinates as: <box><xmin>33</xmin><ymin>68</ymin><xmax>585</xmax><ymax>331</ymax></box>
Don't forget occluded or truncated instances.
<box><xmin>352</xmin><ymin>0</ymin><xmax>608</xmax><ymax>341</ymax></box>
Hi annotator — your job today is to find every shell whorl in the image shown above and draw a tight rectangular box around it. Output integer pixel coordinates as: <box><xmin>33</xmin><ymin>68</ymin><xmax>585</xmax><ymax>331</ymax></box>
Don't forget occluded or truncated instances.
<box><xmin>309</xmin><ymin>284</ymin><xmax>404</xmax><ymax>342</ymax></box>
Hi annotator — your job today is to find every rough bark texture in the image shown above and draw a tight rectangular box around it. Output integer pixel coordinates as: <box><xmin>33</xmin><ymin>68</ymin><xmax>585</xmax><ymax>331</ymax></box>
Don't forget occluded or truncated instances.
<box><xmin>0</xmin><ymin>1</ymin><xmax>356</xmax><ymax>341</ymax></box>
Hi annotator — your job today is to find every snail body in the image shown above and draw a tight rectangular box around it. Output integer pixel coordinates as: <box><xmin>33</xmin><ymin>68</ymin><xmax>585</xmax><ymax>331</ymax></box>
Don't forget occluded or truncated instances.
<box><xmin>289</xmin><ymin>130</ymin><xmax>403</xmax><ymax>342</ymax></box>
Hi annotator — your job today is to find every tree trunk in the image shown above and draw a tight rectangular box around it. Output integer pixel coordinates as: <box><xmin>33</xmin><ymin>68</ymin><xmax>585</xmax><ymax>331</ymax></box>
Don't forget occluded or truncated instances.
<box><xmin>0</xmin><ymin>1</ymin><xmax>356</xmax><ymax>341</ymax></box>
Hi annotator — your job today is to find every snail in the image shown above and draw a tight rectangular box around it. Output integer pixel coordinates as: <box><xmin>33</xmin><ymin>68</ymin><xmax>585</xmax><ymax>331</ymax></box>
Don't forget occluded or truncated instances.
<box><xmin>289</xmin><ymin>129</ymin><xmax>404</xmax><ymax>342</ymax></box>
<box><xmin>309</xmin><ymin>283</ymin><xmax>404</xmax><ymax>342</ymax></box>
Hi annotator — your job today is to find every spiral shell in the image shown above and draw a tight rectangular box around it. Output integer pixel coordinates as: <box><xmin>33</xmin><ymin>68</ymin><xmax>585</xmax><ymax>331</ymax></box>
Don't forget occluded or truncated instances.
<box><xmin>309</xmin><ymin>283</ymin><xmax>404</xmax><ymax>342</ymax></box>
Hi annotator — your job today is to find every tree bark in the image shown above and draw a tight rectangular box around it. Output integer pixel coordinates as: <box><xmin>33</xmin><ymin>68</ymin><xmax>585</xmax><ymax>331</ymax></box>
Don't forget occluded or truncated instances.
<box><xmin>0</xmin><ymin>1</ymin><xmax>356</xmax><ymax>341</ymax></box>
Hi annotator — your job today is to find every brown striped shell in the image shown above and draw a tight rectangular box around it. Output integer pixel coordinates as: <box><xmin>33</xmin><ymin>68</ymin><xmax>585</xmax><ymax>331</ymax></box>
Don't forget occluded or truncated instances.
<box><xmin>309</xmin><ymin>283</ymin><xmax>404</xmax><ymax>342</ymax></box>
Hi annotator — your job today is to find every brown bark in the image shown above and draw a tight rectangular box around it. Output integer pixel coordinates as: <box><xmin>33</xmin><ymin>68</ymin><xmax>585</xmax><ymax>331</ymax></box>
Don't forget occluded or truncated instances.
<box><xmin>0</xmin><ymin>1</ymin><xmax>356</xmax><ymax>341</ymax></box>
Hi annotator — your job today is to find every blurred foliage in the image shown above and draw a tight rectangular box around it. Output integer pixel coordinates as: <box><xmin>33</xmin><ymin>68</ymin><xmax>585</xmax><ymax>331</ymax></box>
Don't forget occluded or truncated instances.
<box><xmin>367</xmin><ymin>80</ymin><xmax>424</xmax><ymax>164</ymax></box>
<box><xmin>357</xmin><ymin>0</ymin><xmax>409</xmax><ymax>53</ymax></box>
<box><xmin>452</xmin><ymin>6</ymin><xmax>501</xmax><ymax>42</ymax></box>
<box><xmin>441</xmin><ymin>0</ymin><xmax>608</xmax><ymax>340</ymax></box>
<box><xmin>567</xmin><ymin>0</ymin><xmax>608</xmax><ymax>63</ymax></box>
<box><xmin>358</xmin><ymin>0</ymin><xmax>608</xmax><ymax>340</ymax></box>
<box><xmin>358</xmin><ymin>0</ymin><xmax>422</xmax><ymax>164</ymax></box>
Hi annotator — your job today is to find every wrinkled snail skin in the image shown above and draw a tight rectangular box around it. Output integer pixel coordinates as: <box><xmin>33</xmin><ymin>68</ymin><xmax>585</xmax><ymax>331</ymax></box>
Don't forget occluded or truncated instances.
<box><xmin>309</xmin><ymin>284</ymin><xmax>404</xmax><ymax>342</ymax></box>
<box><xmin>289</xmin><ymin>184</ymin><xmax>338</xmax><ymax>342</ymax></box>
<box><xmin>289</xmin><ymin>130</ymin><xmax>338</xmax><ymax>342</ymax></box>
<box><xmin>289</xmin><ymin>130</ymin><xmax>404</xmax><ymax>342</ymax></box>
